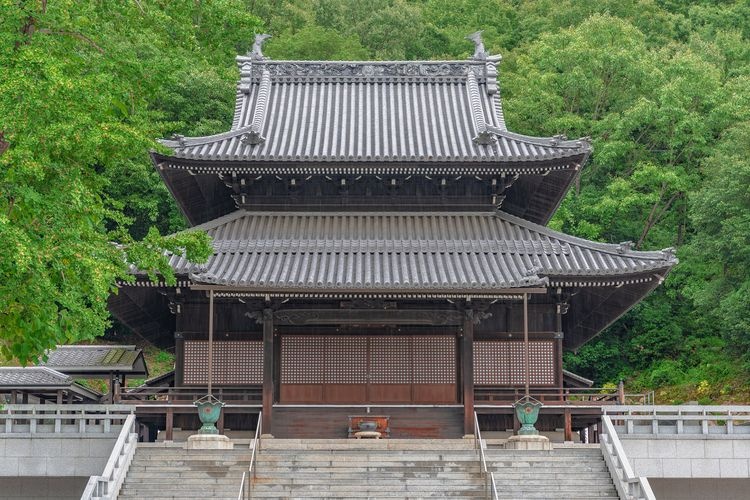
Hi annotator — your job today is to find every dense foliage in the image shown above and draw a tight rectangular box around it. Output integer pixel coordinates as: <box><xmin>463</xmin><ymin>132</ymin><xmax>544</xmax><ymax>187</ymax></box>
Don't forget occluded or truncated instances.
<box><xmin>1</xmin><ymin>1</ymin><xmax>748</xmax><ymax>400</ymax></box>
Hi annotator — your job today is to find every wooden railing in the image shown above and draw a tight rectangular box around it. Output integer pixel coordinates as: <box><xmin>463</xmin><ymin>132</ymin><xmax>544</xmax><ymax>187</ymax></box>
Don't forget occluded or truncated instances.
<box><xmin>0</xmin><ymin>404</ymin><xmax>134</xmax><ymax>435</ymax></box>
<box><xmin>473</xmin><ymin>411</ymin><xmax>498</xmax><ymax>500</ymax></box>
<box><xmin>600</xmin><ymin>415</ymin><xmax>656</xmax><ymax>500</ymax></box>
<box><xmin>81</xmin><ymin>413</ymin><xmax>138</xmax><ymax>500</ymax></box>
<box><xmin>119</xmin><ymin>386</ymin><xmax>262</xmax><ymax>404</ymax></box>
<box><xmin>475</xmin><ymin>387</ymin><xmax>654</xmax><ymax>405</ymax></box>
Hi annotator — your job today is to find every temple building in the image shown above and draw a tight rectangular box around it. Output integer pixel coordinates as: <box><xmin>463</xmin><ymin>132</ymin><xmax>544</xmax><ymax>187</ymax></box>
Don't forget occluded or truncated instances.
<box><xmin>109</xmin><ymin>34</ymin><xmax>676</xmax><ymax>439</ymax></box>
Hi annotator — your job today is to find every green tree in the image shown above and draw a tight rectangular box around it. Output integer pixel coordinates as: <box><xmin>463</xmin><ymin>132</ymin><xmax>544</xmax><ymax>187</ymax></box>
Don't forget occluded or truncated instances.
<box><xmin>0</xmin><ymin>0</ymin><xmax>264</xmax><ymax>363</ymax></box>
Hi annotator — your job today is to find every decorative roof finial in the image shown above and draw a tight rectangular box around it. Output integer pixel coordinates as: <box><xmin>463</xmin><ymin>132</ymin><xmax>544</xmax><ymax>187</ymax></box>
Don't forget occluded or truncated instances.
<box><xmin>466</xmin><ymin>31</ymin><xmax>488</xmax><ymax>60</ymax></box>
<box><xmin>250</xmin><ymin>33</ymin><xmax>272</xmax><ymax>60</ymax></box>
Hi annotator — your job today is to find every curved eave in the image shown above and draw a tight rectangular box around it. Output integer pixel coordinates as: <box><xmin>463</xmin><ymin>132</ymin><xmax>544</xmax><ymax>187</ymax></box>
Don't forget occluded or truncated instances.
<box><xmin>156</xmin><ymin>134</ymin><xmax>590</xmax><ymax>165</ymax></box>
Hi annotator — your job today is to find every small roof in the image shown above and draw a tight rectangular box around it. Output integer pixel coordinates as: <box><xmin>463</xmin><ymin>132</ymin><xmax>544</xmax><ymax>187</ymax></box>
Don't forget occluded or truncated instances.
<box><xmin>158</xmin><ymin>59</ymin><xmax>590</xmax><ymax>166</ymax></box>
<box><xmin>0</xmin><ymin>367</ymin><xmax>102</xmax><ymax>401</ymax></box>
<box><xmin>562</xmin><ymin>369</ymin><xmax>594</xmax><ymax>388</ymax></box>
<box><xmin>38</xmin><ymin>345</ymin><xmax>148</xmax><ymax>378</ymax></box>
<box><xmin>0</xmin><ymin>366</ymin><xmax>73</xmax><ymax>387</ymax></box>
<box><xmin>164</xmin><ymin>210</ymin><xmax>676</xmax><ymax>293</ymax></box>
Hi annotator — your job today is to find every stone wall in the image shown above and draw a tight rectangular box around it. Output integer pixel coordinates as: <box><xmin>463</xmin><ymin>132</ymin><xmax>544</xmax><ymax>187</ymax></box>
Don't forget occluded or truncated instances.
<box><xmin>0</xmin><ymin>436</ymin><xmax>116</xmax><ymax>477</ymax></box>
<box><xmin>0</xmin><ymin>477</ymin><xmax>88</xmax><ymax>500</ymax></box>
<box><xmin>621</xmin><ymin>437</ymin><xmax>750</xmax><ymax>478</ymax></box>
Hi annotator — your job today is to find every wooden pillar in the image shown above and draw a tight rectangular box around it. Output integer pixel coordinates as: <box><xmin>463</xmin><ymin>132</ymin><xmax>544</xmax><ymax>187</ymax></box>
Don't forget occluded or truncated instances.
<box><xmin>523</xmin><ymin>293</ymin><xmax>530</xmax><ymax>398</ymax></box>
<box><xmin>556</xmin><ymin>303</ymin><xmax>564</xmax><ymax>400</ymax></box>
<box><xmin>165</xmin><ymin>408</ymin><xmax>174</xmax><ymax>441</ymax></box>
<box><xmin>462</xmin><ymin>308</ymin><xmax>474</xmax><ymax>436</ymax></box>
<box><xmin>262</xmin><ymin>308</ymin><xmax>274</xmax><ymax>435</ymax></box>
<box><xmin>21</xmin><ymin>392</ymin><xmax>28</xmax><ymax>404</ymax></box>
<box><xmin>563</xmin><ymin>408</ymin><xmax>572</xmax><ymax>442</ymax></box>
<box><xmin>56</xmin><ymin>390</ymin><xmax>63</xmax><ymax>404</ymax></box>
<box><xmin>113</xmin><ymin>376</ymin><xmax>122</xmax><ymax>403</ymax></box>
<box><xmin>174</xmin><ymin>332</ymin><xmax>185</xmax><ymax>387</ymax></box>
<box><xmin>207</xmin><ymin>290</ymin><xmax>215</xmax><ymax>396</ymax></box>
<box><xmin>618</xmin><ymin>380</ymin><xmax>625</xmax><ymax>404</ymax></box>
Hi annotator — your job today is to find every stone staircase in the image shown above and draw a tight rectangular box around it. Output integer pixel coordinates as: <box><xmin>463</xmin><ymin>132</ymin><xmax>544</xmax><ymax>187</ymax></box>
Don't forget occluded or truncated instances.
<box><xmin>116</xmin><ymin>440</ymin><xmax>618</xmax><ymax>500</ymax></box>
<box><xmin>249</xmin><ymin>439</ymin><xmax>486</xmax><ymax>498</ymax></box>
<box><xmin>118</xmin><ymin>443</ymin><xmax>250</xmax><ymax>499</ymax></box>
<box><xmin>486</xmin><ymin>446</ymin><xmax>619</xmax><ymax>499</ymax></box>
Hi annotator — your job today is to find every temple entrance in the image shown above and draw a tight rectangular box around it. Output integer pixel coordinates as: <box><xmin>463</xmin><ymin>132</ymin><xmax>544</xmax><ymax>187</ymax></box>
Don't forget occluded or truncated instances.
<box><xmin>279</xmin><ymin>335</ymin><xmax>458</xmax><ymax>404</ymax></box>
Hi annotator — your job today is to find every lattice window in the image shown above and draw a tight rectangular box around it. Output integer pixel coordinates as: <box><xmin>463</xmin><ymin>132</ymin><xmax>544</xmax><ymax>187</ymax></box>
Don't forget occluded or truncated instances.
<box><xmin>507</xmin><ymin>342</ymin><xmax>525</xmax><ymax>385</ymax></box>
<box><xmin>528</xmin><ymin>341</ymin><xmax>555</xmax><ymax>385</ymax></box>
<box><xmin>413</xmin><ymin>336</ymin><xmax>456</xmax><ymax>383</ymax></box>
<box><xmin>281</xmin><ymin>335</ymin><xmax>324</xmax><ymax>384</ymax></box>
<box><xmin>325</xmin><ymin>336</ymin><xmax>368</xmax><ymax>383</ymax></box>
<box><xmin>183</xmin><ymin>340</ymin><xmax>263</xmax><ymax>385</ymax></box>
<box><xmin>370</xmin><ymin>336</ymin><xmax>411</xmax><ymax>383</ymax></box>
<box><xmin>474</xmin><ymin>340</ymin><xmax>555</xmax><ymax>386</ymax></box>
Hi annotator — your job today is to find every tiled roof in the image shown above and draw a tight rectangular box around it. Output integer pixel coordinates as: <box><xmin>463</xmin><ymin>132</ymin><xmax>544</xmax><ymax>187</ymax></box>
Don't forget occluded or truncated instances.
<box><xmin>39</xmin><ymin>345</ymin><xmax>148</xmax><ymax>375</ymax></box>
<box><xmin>158</xmin><ymin>59</ymin><xmax>590</xmax><ymax>165</ymax></box>
<box><xmin>166</xmin><ymin>210</ymin><xmax>676</xmax><ymax>293</ymax></box>
<box><xmin>0</xmin><ymin>367</ymin><xmax>72</xmax><ymax>387</ymax></box>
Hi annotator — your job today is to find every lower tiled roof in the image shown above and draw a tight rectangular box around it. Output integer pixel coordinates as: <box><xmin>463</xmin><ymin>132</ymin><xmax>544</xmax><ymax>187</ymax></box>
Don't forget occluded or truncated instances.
<box><xmin>39</xmin><ymin>345</ymin><xmax>147</xmax><ymax>375</ymax></box>
<box><xmin>167</xmin><ymin>211</ymin><xmax>676</xmax><ymax>292</ymax></box>
<box><xmin>0</xmin><ymin>367</ymin><xmax>72</xmax><ymax>387</ymax></box>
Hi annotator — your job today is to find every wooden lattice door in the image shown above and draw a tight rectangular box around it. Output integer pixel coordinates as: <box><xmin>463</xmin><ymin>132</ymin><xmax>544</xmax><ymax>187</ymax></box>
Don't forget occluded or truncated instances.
<box><xmin>279</xmin><ymin>335</ymin><xmax>457</xmax><ymax>404</ymax></box>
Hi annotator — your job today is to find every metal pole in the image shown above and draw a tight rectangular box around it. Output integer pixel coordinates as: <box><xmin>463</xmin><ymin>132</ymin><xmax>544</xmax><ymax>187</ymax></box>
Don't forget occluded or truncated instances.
<box><xmin>208</xmin><ymin>289</ymin><xmax>214</xmax><ymax>397</ymax></box>
<box><xmin>524</xmin><ymin>292</ymin><xmax>529</xmax><ymax>398</ymax></box>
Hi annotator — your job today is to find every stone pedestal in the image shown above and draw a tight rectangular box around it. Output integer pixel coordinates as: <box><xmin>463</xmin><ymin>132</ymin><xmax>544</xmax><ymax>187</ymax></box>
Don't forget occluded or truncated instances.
<box><xmin>505</xmin><ymin>434</ymin><xmax>552</xmax><ymax>451</ymax></box>
<box><xmin>186</xmin><ymin>434</ymin><xmax>233</xmax><ymax>450</ymax></box>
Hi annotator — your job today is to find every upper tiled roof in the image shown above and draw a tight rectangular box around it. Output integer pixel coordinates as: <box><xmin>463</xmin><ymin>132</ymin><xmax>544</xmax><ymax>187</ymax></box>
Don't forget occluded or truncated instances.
<box><xmin>39</xmin><ymin>345</ymin><xmax>148</xmax><ymax>376</ymax></box>
<box><xmin>0</xmin><ymin>367</ymin><xmax>72</xmax><ymax>387</ymax></box>
<box><xmin>165</xmin><ymin>210</ymin><xmax>676</xmax><ymax>294</ymax></box>
<box><xmin>158</xmin><ymin>58</ymin><xmax>590</xmax><ymax>166</ymax></box>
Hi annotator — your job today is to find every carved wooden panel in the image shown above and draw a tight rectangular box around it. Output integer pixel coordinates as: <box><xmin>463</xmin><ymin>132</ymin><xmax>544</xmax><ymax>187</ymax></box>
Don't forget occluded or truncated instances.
<box><xmin>413</xmin><ymin>336</ymin><xmax>456</xmax><ymax>384</ymax></box>
<box><xmin>370</xmin><ymin>336</ymin><xmax>411</xmax><ymax>383</ymax></box>
<box><xmin>281</xmin><ymin>336</ymin><xmax>325</xmax><ymax>384</ymax></box>
<box><xmin>183</xmin><ymin>340</ymin><xmax>262</xmax><ymax>385</ymax></box>
<box><xmin>474</xmin><ymin>340</ymin><xmax>555</xmax><ymax>386</ymax></box>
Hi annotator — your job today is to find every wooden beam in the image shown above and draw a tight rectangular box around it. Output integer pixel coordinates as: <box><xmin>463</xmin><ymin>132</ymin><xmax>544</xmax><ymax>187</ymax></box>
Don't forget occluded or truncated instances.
<box><xmin>463</xmin><ymin>309</ymin><xmax>474</xmax><ymax>436</ymax></box>
<box><xmin>189</xmin><ymin>283</ymin><xmax>549</xmax><ymax>295</ymax></box>
<box><xmin>274</xmin><ymin>309</ymin><xmax>465</xmax><ymax>326</ymax></box>
<box><xmin>262</xmin><ymin>308</ymin><xmax>274</xmax><ymax>435</ymax></box>
<box><xmin>564</xmin><ymin>408</ymin><xmax>572</xmax><ymax>442</ymax></box>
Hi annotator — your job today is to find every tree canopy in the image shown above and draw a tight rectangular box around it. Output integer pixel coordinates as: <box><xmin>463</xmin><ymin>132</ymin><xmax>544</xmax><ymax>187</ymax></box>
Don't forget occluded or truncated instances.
<box><xmin>1</xmin><ymin>0</ymin><xmax>749</xmax><ymax>401</ymax></box>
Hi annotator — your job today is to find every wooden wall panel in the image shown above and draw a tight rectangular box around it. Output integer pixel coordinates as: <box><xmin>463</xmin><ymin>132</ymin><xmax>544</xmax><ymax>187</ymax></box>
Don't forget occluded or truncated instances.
<box><xmin>370</xmin><ymin>336</ymin><xmax>411</xmax><ymax>384</ymax></box>
<box><xmin>369</xmin><ymin>384</ymin><xmax>411</xmax><ymax>403</ymax></box>
<box><xmin>413</xmin><ymin>336</ymin><xmax>456</xmax><ymax>384</ymax></box>
<box><xmin>183</xmin><ymin>340</ymin><xmax>262</xmax><ymax>385</ymax></box>
<box><xmin>279</xmin><ymin>334</ymin><xmax>457</xmax><ymax>403</ymax></box>
<box><xmin>281</xmin><ymin>336</ymin><xmax>324</xmax><ymax>384</ymax></box>
<box><xmin>474</xmin><ymin>340</ymin><xmax>555</xmax><ymax>386</ymax></box>
<box><xmin>272</xmin><ymin>406</ymin><xmax>463</xmax><ymax>439</ymax></box>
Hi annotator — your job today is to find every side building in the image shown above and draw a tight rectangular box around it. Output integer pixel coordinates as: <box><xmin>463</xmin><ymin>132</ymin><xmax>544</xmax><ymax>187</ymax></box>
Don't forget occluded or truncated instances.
<box><xmin>109</xmin><ymin>35</ymin><xmax>676</xmax><ymax>439</ymax></box>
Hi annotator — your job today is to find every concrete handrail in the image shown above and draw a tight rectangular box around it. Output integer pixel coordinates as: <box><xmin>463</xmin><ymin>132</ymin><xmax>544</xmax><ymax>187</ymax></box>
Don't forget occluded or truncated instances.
<box><xmin>1</xmin><ymin>404</ymin><xmax>134</xmax><ymax>435</ymax></box>
<box><xmin>81</xmin><ymin>413</ymin><xmax>138</xmax><ymax>500</ymax></box>
<box><xmin>603</xmin><ymin>405</ymin><xmax>750</xmax><ymax>435</ymax></box>
<box><xmin>600</xmin><ymin>414</ymin><xmax>655</xmax><ymax>500</ymax></box>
